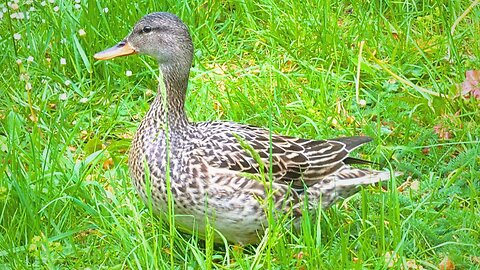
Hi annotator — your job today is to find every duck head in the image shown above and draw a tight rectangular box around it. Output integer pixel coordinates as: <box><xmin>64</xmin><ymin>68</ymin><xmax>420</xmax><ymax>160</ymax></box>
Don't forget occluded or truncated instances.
<box><xmin>94</xmin><ymin>12</ymin><xmax>193</xmax><ymax>70</ymax></box>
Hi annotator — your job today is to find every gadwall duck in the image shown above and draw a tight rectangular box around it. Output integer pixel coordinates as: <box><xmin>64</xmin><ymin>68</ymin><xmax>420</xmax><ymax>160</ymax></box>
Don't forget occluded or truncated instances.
<box><xmin>94</xmin><ymin>12</ymin><xmax>396</xmax><ymax>244</ymax></box>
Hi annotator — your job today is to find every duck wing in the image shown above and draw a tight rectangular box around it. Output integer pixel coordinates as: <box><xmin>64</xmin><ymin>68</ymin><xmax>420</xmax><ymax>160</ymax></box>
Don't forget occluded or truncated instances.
<box><xmin>194</xmin><ymin>122</ymin><xmax>373</xmax><ymax>188</ymax></box>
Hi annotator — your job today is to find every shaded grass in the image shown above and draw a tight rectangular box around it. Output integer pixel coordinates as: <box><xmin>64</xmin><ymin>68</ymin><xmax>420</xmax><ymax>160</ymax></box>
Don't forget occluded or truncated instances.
<box><xmin>1</xmin><ymin>0</ymin><xmax>479</xmax><ymax>269</ymax></box>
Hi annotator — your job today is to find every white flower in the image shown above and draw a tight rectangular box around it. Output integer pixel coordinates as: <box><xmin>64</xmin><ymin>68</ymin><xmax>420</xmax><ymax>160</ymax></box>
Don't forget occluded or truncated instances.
<box><xmin>358</xmin><ymin>99</ymin><xmax>367</xmax><ymax>107</ymax></box>
<box><xmin>103</xmin><ymin>7</ymin><xmax>108</xmax><ymax>13</ymax></box>
<box><xmin>60</xmin><ymin>58</ymin><xmax>66</xmax><ymax>65</ymax></box>
<box><xmin>75</xmin><ymin>0</ymin><xmax>81</xmax><ymax>3</ymax></box>
<box><xmin>11</xmin><ymin>3</ymin><xmax>19</xmax><ymax>10</ymax></box>
<box><xmin>49</xmin><ymin>0</ymin><xmax>55</xmax><ymax>3</ymax></box>
<box><xmin>13</xmin><ymin>33</ymin><xmax>21</xmax><ymax>40</ymax></box>
<box><xmin>27</xmin><ymin>56</ymin><xmax>34</xmax><ymax>62</ymax></box>
<box><xmin>78</xmin><ymin>29</ymin><xmax>86</xmax><ymax>36</ymax></box>
<box><xmin>79</xmin><ymin>97</ymin><xmax>88</xmax><ymax>103</ymax></box>
<box><xmin>25</xmin><ymin>82</ymin><xmax>32</xmax><ymax>91</ymax></box>
<box><xmin>29</xmin><ymin>7</ymin><xmax>35</xmax><ymax>11</ymax></box>
<box><xmin>125</xmin><ymin>70</ymin><xmax>132</xmax><ymax>77</ymax></box>
<box><xmin>64</xmin><ymin>80</ymin><xmax>71</xmax><ymax>86</ymax></box>
<box><xmin>59</xmin><ymin>93</ymin><xmax>68</xmax><ymax>100</ymax></box>
<box><xmin>74</xmin><ymin>4</ymin><xmax>81</xmax><ymax>9</ymax></box>
<box><xmin>53</xmin><ymin>6</ymin><xmax>59</xmax><ymax>12</ymax></box>
<box><xmin>40</xmin><ymin>1</ymin><xmax>46</xmax><ymax>6</ymax></box>
<box><xmin>16</xmin><ymin>59</ymin><xmax>22</xmax><ymax>65</ymax></box>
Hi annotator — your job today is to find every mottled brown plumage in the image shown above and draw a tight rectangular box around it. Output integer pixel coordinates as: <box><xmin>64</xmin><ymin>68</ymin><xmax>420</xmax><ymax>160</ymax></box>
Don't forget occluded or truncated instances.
<box><xmin>94</xmin><ymin>12</ymin><xmax>397</xmax><ymax>244</ymax></box>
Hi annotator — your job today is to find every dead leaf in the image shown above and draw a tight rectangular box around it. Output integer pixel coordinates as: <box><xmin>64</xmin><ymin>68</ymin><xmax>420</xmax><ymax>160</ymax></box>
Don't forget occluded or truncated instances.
<box><xmin>406</xmin><ymin>259</ymin><xmax>424</xmax><ymax>269</ymax></box>
<box><xmin>438</xmin><ymin>256</ymin><xmax>455</xmax><ymax>270</ymax></box>
<box><xmin>293</xmin><ymin>251</ymin><xmax>305</xmax><ymax>260</ymax></box>
<box><xmin>392</xmin><ymin>32</ymin><xmax>399</xmax><ymax>40</ymax></box>
<box><xmin>433</xmin><ymin>124</ymin><xmax>451</xmax><ymax>140</ymax></box>
<box><xmin>410</xmin><ymin>180</ymin><xmax>420</xmax><ymax>191</ymax></box>
<box><xmin>385</xmin><ymin>251</ymin><xmax>399</xmax><ymax>268</ymax></box>
<box><xmin>421</xmin><ymin>147</ymin><xmax>430</xmax><ymax>155</ymax></box>
<box><xmin>103</xmin><ymin>158</ymin><xmax>114</xmax><ymax>170</ymax></box>
<box><xmin>397</xmin><ymin>179</ymin><xmax>412</xmax><ymax>192</ymax></box>
<box><xmin>458</xmin><ymin>70</ymin><xmax>480</xmax><ymax>100</ymax></box>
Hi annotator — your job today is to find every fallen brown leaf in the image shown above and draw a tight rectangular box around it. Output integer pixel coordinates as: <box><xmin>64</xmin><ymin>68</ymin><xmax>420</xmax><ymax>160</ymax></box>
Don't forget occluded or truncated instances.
<box><xmin>438</xmin><ymin>256</ymin><xmax>455</xmax><ymax>270</ymax></box>
<box><xmin>385</xmin><ymin>251</ymin><xmax>399</xmax><ymax>268</ymax></box>
<box><xmin>433</xmin><ymin>124</ymin><xmax>451</xmax><ymax>140</ymax></box>
<box><xmin>103</xmin><ymin>158</ymin><xmax>114</xmax><ymax>170</ymax></box>
<box><xmin>459</xmin><ymin>70</ymin><xmax>480</xmax><ymax>100</ymax></box>
<box><xmin>421</xmin><ymin>147</ymin><xmax>430</xmax><ymax>155</ymax></box>
<box><xmin>406</xmin><ymin>259</ymin><xmax>424</xmax><ymax>269</ymax></box>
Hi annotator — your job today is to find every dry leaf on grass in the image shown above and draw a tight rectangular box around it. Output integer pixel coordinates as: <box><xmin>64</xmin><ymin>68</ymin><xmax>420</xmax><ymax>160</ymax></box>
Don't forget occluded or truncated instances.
<box><xmin>458</xmin><ymin>70</ymin><xmax>480</xmax><ymax>100</ymax></box>
<box><xmin>438</xmin><ymin>256</ymin><xmax>455</xmax><ymax>270</ymax></box>
<box><xmin>433</xmin><ymin>124</ymin><xmax>451</xmax><ymax>140</ymax></box>
<box><xmin>406</xmin><ymin>259</ymin><xmax>424</xmax><ymax>269</ymax></box>
<box><xmin>385</xmin><ymin>251</ymin><xmax>399</xmax><ymax>268</ymax></box>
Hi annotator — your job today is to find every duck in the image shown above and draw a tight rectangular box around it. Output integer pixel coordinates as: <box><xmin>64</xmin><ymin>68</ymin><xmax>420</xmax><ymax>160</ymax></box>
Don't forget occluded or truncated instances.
<box><xmin>94</xmin><ymin>12</ymin><xmax>397</xmax><ymax>244</ymax></box>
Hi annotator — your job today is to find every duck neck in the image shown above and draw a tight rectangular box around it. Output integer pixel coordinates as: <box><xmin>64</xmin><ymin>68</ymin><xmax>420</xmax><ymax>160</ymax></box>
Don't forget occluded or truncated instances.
<box><xmin>147</xmin><ymin>62</ymin><xmax>189</xmax><ymax>129</ymax></box>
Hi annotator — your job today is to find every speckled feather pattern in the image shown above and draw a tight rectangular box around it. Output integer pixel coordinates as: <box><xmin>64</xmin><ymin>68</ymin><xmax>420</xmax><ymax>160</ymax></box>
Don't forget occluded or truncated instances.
<box><xmin>97</xmin><ymin>12</ymin><xmax>395</xmax><ymax>244</ymax></box>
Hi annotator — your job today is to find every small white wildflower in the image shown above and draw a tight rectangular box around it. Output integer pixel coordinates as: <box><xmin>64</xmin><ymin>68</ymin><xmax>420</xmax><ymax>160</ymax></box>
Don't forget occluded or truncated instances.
<box><xmin>3</xmin><ymin>8</ymin><xmax>7</xmax><ymax>13</ymax></box>
<box><xmin>74</xmin><ymin>4</ymin><xmax>81</xmax><ymax>9</ymax></box>
<box><xmin>145</xmin><ymin>89</ymin><xmax>154</xmax><ymax>97</ymax></box>
<box><xmin>10</xmin><ymin>13</ymin><xmax>17</xmax><ymax>19</ymax></box>
<box><xmin>358</xmin><ymin>99</ymin><xmax>367</xmax><ymax>107</ymax></box>
<box><xmin>125</xmin><ymin>70</ymin><xmax>132</xmax><ymax>77</ymax></box>
<box><xmin>25</xmin><ymin>82</ymin><xmax>32</xmax><ymax>91</ymax></box>
<box><xmin>13</xmin><ymin>33</ymin><xmax>21</xmax><ymax>40</ymax></box>
<box><xmin>53</xmin><ymin>6</ymin><xmax>59</xmax><ymax>12</ymax></box>
<box><xmin>64</xmin><ymin>80</ymin><xmax>71</xmax><ymax>86</ymax></box>
<box><xmin>49</xmin><ymin>0</ymin><xmax>55</xmax><ymax>3</ymax></box>
<box><xmin>103</xmin><ymin>7</ymin><xmax>108</xmax><ymax>13</ymax></box>
<box><xmin>11</xmin><ymin>3</ymin><xmax>19</xmax><ymax>10</ymax></box>
<box><xmin>72</xmin><ymin>120</ymin><xmax>77</xmax><ymax>125</ymax></box>
<box><xmin>0</xmin><ymin>12</ymin><xmax>3</xmax><ymax>20</ymax></box>
<box><xmin>79</xmin><ymin>97</ymin><xmax>88</xmax><ymax>103</ymax></box>
<box><xmin>41</xmin><ymin>19</ymin><xmax>45</xmax><ymax>23</ymax></box>
<box><xmin>19</xmin><ymin>73</ymin><xmax>29</xmax><ymax>81</ymax></box>
<box><xmin>60</xmin><ymin>38</ymin><xmax>66</xmax><ymax>44</ymax></box>
<box><xmin>75</xmin><ymin>0</ymin><xmax>81</xmax><ymax>3</ymax></box>
<box><xmin>29</xmin><ymin>7</ymin><xmax>35</xmax><ymax>11</ymax></box>
<box><xmin>78</xmin><ymin>29</ymin><xmax>86</xmax><ymax>36</ymax></box>
<box><xmin>59</xmin><ymin>93</ymin><xmax>68</xmax><ymax>100</ymax></box>
<box><xmin>26</xmin><ymin>0</ymin><xmax>33</xmax><ymax>4</ymax></box>
<box><xmin>27</xmin><ymin>56</ymin><xmax>34</xmax><ymax>62</ymax></box>
<box><xmin>16</xmin><ymin>59</ymin><xmax>22</xmax><ymax>65</ymax></box>
<box><xmin>60</xmin><ymin>58</ymin><xmax>66</xmax><ymax>65</ymax></box>
<box><xmin>40</xmin><ymin>1</ymin><xmax>46</xmax><ymax>6</ymax></box>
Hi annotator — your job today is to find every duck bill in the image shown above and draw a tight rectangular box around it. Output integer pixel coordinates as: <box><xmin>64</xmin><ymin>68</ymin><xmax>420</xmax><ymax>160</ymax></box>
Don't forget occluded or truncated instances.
<box><xmin>94</xmin><ymin>40</ymin><xmax>136</xmax><ymax>60</ymax></box>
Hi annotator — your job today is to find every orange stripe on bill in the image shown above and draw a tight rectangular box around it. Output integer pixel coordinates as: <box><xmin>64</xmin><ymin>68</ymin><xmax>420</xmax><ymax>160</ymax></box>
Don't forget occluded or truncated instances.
<box><xmin>94</xmin><ymin>40</ymin><xmax>136</xmax><ymax>60</ymax></box>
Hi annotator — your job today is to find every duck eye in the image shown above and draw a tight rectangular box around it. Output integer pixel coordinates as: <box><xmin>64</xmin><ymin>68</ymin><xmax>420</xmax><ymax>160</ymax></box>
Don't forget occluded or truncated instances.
<box><xmin>142</xmin><ymin>26</ymin><xmax>152</xmax><ymax>33</ymax></box>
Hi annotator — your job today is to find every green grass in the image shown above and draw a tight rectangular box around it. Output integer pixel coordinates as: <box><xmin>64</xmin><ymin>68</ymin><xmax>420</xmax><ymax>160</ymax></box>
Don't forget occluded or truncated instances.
<box><xmin>1</xmin><ymin>0</ymin><xmax>479</xmax><ymax>268</ymax></box>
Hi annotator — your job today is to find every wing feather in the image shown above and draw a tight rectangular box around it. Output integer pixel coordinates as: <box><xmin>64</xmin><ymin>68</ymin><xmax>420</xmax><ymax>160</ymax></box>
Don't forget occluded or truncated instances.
<box><xmin>194</xmin><ymin>122</ymin><xmax>373</xmax><ymax>189</ymax></box>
